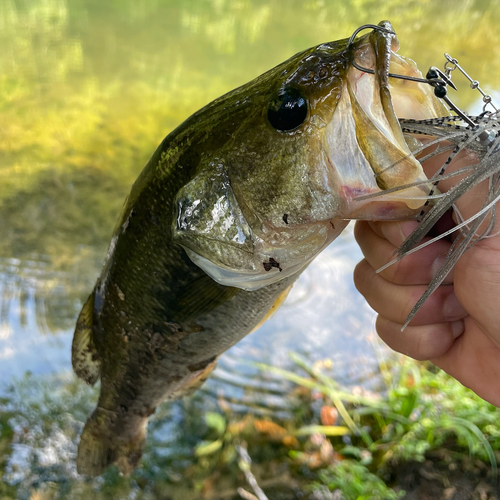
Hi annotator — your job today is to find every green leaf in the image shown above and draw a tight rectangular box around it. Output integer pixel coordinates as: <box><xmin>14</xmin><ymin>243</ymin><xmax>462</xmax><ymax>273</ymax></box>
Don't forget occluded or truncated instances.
<box><xmin>399</xmin><ymin>392</ymin><xmax>417</xmax><ymax>419</ymax></box>
<box><xmin>204</xmin><ymin>412</ymin><xmax>226</xmax><ymax>435</ymax></box>
<box><xmin>221</xmin><ymin>444</ymin><xmax>237</xmax><ymax>464</ymax></box>
<box><xmin>340</xmin><ymin>446</ymin><xmax>362</xmax><ymax>458</ymax></box>
<box><xmin>194</xmin><ymin>439</ymin><xmax>223</xmax><ymax>457</ymax></box>
<box><xmin>447</xmin><ymin>416</ymin><xmax>497</xmax><ymax>475</ymax></box>
<box><xmin>294</xmin><ymin>425</ymin><xmax>350</xmax><ymax>437</ymax></box>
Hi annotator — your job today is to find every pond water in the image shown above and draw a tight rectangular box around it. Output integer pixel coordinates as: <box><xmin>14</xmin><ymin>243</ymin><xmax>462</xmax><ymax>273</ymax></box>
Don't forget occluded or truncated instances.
<box><xmin>1</xmin><ymin>0</ymin><xmax>500</xmax><ymax>498</ymax></box>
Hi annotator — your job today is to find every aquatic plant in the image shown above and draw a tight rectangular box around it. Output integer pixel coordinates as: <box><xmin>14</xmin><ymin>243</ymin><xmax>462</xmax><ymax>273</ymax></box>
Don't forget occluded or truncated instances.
<box><xmin>251</xmin><ymin>352</ymin><xmax>500</xmax><ymax>498</ymax></box>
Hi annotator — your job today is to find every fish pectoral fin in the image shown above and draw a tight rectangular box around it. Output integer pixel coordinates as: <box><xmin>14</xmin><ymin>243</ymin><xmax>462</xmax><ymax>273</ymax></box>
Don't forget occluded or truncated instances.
<box><xmin>173</xmin><ymin>273</ymin><xmax>239</xmax><ymax>321</ymax></box>
<box><xmin>251</xmin><ymin>284</ymin><xmax>292</xmax><ymax>333</ymax></box>
<box><xmin>169</xmin><ymin>356</ymin><xmax>219</xmax><ymax>399</ymax></box>
<box><xmin>72</xmin><ymin>292</ymin><xmax>101</xmax><ymax>386</ymax></box>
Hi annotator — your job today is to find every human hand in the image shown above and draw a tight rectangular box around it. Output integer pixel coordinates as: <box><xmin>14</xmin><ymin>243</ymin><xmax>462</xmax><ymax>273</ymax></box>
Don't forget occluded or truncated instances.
<box><xmin>354</xmin><ymin>148</ymin><xmax>500</xmax><ymax>406</ymax></box>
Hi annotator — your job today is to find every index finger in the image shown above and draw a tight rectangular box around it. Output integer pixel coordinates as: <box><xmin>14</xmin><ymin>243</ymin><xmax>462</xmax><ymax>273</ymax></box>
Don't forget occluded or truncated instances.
<box><xmin>417</xmin><ymin>142</ymin><xmax>491</xmax><ymax>224</ymax></box>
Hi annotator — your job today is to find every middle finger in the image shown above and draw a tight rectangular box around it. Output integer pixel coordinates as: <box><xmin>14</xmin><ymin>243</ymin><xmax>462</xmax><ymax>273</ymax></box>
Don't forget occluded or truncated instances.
<box><xmin>353</xmin><ymin>258</ymin><xmax>467</xmax><ymax>326</ymax></box>
<box><xmin>354</xmin><ymin>221</ymin><xmax>454</xmax><ymax>286</ymax></box>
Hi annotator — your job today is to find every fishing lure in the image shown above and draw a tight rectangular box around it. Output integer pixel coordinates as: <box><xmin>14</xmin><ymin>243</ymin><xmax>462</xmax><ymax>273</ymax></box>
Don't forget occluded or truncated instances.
<box><xmin>351</xmin><ymin>36</ymin><xmax>500</xmax><ymax>328</ymax></box>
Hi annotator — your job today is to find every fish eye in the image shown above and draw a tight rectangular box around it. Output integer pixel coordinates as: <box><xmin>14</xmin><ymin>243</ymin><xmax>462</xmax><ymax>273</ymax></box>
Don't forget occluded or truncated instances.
<box><xmin>267</xmin><ymin>88</ymin><xmax>308</xmax><ymax>131</ymax></box>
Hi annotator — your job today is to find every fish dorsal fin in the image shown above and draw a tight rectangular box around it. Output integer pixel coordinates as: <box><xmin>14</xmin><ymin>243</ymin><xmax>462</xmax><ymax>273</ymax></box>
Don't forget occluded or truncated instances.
<box><xmin>72</xmin><ymin>292</ymin><xmax>101</xmax><ymax>386</ymax></box>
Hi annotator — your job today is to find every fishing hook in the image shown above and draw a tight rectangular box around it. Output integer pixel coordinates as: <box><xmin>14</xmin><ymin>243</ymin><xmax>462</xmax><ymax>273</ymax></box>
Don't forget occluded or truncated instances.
<box><xmin>346</xmin><ymin>24</ymin><xmax>449</xmax><ymax>89</ymax></box>
<box><xmin>347</xmin><ymin>24</ymin><xmax>499</xmax><ymax>144</ymax></box>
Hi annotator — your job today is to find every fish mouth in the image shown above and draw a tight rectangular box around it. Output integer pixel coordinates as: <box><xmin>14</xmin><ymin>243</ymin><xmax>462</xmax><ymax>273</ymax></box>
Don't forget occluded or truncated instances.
<box><xmin>173</xmin><ymin>170</ymin><xmax>350</xmax><ymax>290</ymax></box>
<box><xmin>324</xmin><ymin>21</ymin><xmax>448</xmax><ymax>219</ymax></box>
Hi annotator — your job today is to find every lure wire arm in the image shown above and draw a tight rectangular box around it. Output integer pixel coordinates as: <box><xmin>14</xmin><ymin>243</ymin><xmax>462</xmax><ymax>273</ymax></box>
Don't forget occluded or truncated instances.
<box><xmin>444</xmin><ymin>53</ymin><xmax>498</xmax><ymax>114</ymax></box>
<box><xmin>347</xmin><ymin>25</ymin><xmax>499</xmax><ymax>145</ymax></box>
<box><xmin>347</xmin><ymin>24</ymin><xmax>448</xmax><ymax>87</ymax></box>
<box><xmin>350</xmin><ymin>59</ymin><xmax>442</xmax><ymax>85</ymax></box>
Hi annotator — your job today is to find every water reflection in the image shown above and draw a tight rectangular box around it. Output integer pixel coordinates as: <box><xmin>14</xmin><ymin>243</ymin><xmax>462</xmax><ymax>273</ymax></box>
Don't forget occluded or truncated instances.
<box><xmin>1</xmin><ymin>0</ymin><xmax>500</xmax><ymax>496</ymax></box>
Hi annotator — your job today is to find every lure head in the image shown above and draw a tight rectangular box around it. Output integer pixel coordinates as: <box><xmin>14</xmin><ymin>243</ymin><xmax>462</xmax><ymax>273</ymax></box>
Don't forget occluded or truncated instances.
<box><xmin>172</xmin><ymin>21</ymin><xmax>448</xmax><ymax>290</ymax></box>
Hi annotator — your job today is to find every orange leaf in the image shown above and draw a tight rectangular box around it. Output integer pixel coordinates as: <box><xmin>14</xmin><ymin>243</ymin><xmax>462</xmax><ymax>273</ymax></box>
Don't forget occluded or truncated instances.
<box><xmin>320</xmin><ymin>405</ymin><xmax>338</xmax><ymax>426</ymax></box>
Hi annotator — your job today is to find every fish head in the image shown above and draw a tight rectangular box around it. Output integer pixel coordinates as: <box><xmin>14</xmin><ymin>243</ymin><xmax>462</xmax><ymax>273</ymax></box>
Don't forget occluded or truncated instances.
<box><xmin>172</xmin><ymin>21</ymin><xmax>448</xmax><ymax>290</ymax></box>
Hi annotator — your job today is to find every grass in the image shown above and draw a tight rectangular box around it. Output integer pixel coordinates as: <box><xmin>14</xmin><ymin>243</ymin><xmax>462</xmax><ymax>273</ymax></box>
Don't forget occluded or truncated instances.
<box><xmin>261</xmin><ymin>352</ymin><xmax>499</xmax><ymax>466</ymax></box>
<box><xmin>192</xmin><ymin>352</ymin><xmax>500</xmax><ymax>499</ymax></box>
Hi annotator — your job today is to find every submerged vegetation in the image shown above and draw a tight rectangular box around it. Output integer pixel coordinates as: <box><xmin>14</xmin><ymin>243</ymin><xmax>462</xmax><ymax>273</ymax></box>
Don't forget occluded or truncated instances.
<box><xmin>1</xmin><ymin>353</ymin><xmax>499</xmax><ymax>499</ymax></box>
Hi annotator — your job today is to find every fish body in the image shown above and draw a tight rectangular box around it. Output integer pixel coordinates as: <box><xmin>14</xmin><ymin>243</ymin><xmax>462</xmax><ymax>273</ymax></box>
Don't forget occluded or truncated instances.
<box><xmin>72</xmin><ymin>21</ymin><xmax>446</xmax><ymax>475</ymax></box>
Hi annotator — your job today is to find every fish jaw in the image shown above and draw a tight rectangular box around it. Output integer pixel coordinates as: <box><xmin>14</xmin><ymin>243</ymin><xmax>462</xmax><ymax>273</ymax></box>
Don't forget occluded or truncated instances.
<box><xmin>173</xmin><ymin>166</ymin><xmax>350</xmax><ymax>290</ymax></box>
<box><xmin>324</xmin><ymin>21</ymin><xmax>448</xmax><ymax>218</ymax></box>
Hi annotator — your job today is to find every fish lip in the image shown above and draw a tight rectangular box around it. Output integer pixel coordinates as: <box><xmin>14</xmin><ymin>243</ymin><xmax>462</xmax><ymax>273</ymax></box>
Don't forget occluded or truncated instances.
<box><xmin>321</xmin><ymin>23</ymin><xmax>439</xmax><ymax>218</ymax></box>
<box><xmin>174</xmin><ymin>234</ymin><xmax>257</xmax><ymax>274</ymax></box>
<box><xmin>347</xmin><ymin>23</ymin><xmax>418</xmax><ymax>169</ymax></box>
<box><xmin>181</xmin><ymin>223</ymin><xmax>345</xmax><ymax>291</ymax></box>
<box><xmin>370</xmin><ymin>21</ymin><xmax>397</xmax><ymax>95</ymax></box>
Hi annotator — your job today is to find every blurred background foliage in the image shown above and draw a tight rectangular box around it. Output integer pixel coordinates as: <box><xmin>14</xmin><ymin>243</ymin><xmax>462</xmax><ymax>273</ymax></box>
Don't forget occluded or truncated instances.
<box><xmin>1</xmin><ymin>0</ymin><xmax>500</xmax><ymax>331</ymax></box>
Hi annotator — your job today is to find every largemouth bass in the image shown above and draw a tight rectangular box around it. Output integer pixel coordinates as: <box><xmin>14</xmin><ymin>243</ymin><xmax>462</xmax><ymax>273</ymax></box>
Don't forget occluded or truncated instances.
<box><xmin>72</xmin><ymin>21</ymin><xmax>446</xmax><ymax>476</ymax></box>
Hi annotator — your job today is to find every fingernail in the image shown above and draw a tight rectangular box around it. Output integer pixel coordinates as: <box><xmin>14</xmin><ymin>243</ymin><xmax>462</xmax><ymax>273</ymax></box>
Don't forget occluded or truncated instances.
<box><xmin>451</xmin><ymin>320</ymin><xmax>464</xmax><ymax>339</ymax></box>
<box><xmin>432</xmin><ymin>255</ymin><xmax>454</xmax><ymax>283</ymax></box>
<box><xmin>432</xmin><ymin>255</ymin><xmax>446</xmax><ymax>277</ymax></box>
<box><xmin>399</xmin><ymin>221</ymin><xmax>418</xmax><ymax>238</ymax></box>
<box><xmin>381</xmin><ymin>221</ymin><xmax>418</xmax><ymax>247</ymax></box>
<box><xmin>444</xmin><ymin>292</ymin><xmax>467</xmax><ymax>321</ymax></box>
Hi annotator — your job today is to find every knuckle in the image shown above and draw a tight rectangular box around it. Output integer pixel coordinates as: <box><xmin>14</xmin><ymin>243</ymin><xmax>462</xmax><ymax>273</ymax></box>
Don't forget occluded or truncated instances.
<box><xmin>404</xmin><ymin>288</ymin><xmax>425</xmax><ymax>319</ymax></box>
<box><xmin>381</xmin><ymin>257</ymin><xmax>420</xmax><ymax>286</ymax></box>
<box><xmin>378</xmin><ymin>257</ymin><xmax>403</xmax><ymax>283</ymax></box>
<box><xmin>375</xmin><ymin>316</ymin><xmax>397</xmax><ymax>346</ymax></box>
